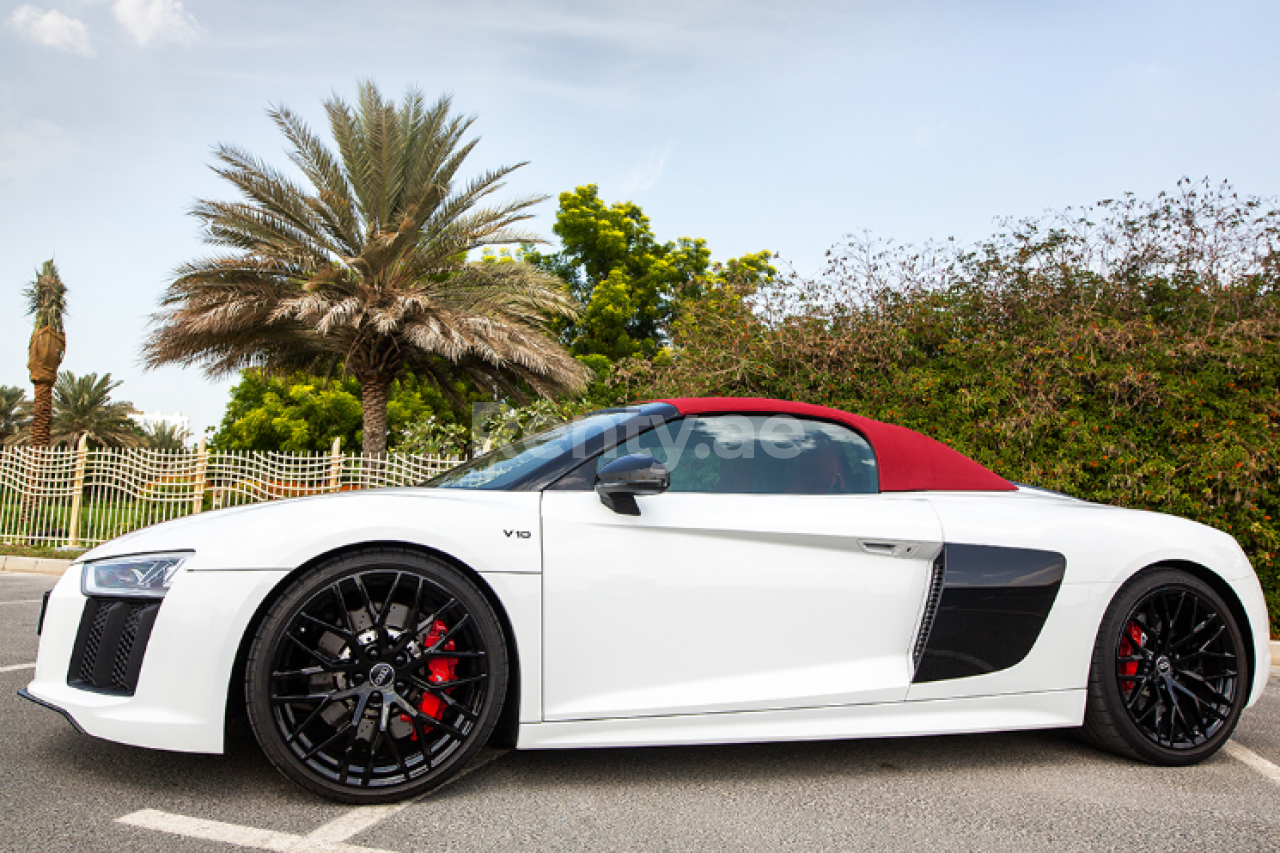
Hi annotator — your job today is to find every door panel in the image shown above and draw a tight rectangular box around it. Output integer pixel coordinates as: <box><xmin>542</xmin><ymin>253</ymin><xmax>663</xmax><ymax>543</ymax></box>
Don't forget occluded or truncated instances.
<box><xmin>541</xmin><ymin>491</ymin><xmax>942</xmax><ymax>721</ymax></box>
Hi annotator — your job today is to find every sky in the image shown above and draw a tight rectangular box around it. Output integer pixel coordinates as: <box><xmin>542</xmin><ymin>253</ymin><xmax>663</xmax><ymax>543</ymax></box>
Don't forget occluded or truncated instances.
<box><xmin>2</xmin><ymin>0</ymin><xmax>1279</xmax><ymax>437</ymax></box>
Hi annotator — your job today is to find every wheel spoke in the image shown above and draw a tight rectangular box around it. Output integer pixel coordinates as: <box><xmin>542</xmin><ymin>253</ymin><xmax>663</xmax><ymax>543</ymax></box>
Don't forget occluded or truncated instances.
<box><xmin>1176</xmin><ymin>649</ymin><xmax>1236</xmax><ymax>662</ymax></box>
<box><xmin>1124</xmin><ymin>682</ymin><xmax>1151</xmax><ymax>711</ymax></box>
<box><xmin>300</xmin><ymin>719</ymin><xmax>353</xmax><ymax>762</ymax></box>
<box><xmin>1155</xmin><ymin>594</ymin><xmax>1172</xmax><ymax>654</ymax></box>
<box><xmin>284</xmin><ymin>697</ymin><xmax>332</xmax><ymax>745</ymax></box>
<box><xmin>1175</xmin><ymin>670</ymin><xmax>1234</xmax><ymax>706</ymax></box>
<box><xmin>414</xmin><ymin>673</ymin><xmax>488</xmax><ymax>693</ymax></box>
<box><xmin>388</xmin><ymin>595</ymin><xmax>457</xmax><ymax>657</ymax></box>
<box><xmin>417</xmin><ymin>598</ymin><xmax>459</xmax><ymax>636</ymax></box>
<box><xmin>375</xmin><ymin>573</ymin><xmax>403</xmax><ymax>630</ymax></box>
<box><xmin>385</xmin><ymin>725</ymin><xmax>411</xmax><ymax>783</ymax></box>
<box><xmin>1169</xmin><ymin>678</ymin><xmax>1228</xmax><ymax>723</ymax></box>
<box><xmin>410</xmin><ymin>676</ymin><xmax>482</xmax><ymax>721</ymax></box>
<box><xmin>284</xmin><ymin>632</ymin><xmax>348</xmax><ymax>670</ymax></box>
<box><xmin>414</xmin><ymin>707</ymin><xmax>468</xmax><ymax>742</ymax></box>
<box><xmin>410</xmin><ymin>713</ymin><xmax>436</xmax><ymax>765</ymax></box>
<box><xmin>1169</xmin><ymin>591</ymin><xmax>1187</xmax><ymax>633</ymax></box>
<box><xmin>1165</xmin><ymin>678</ymin><xmax>1194</xmax><ymax>745</ymax></box>
<box><xmin>352</xmin><ymin>575</ymin><xmax>378</xmax><ymax>627</ymax></box>
<box><xmin>362</xmin><ymin>729</ymin><xmax>383</xmax><ymax>788</ymax></box>
<box><xmin>434</xmin><ymin>690</ymin><xmax>479</xmax><ymax>722</ymax></box>
<box><xmin>331</xmin><ymin>583</ymin><xmax>357</xmax><ymax>635</ymax></box>
<box><xmin>299</xmin><ymin>611</ymin><xmax>353</xmax><ymax>641</ymax></box>
<box><xmin>1169</xmin><ymin>613</ymin><xmax>1219</xmax><ymax>653</ymax></box>
<box><xmin>336</xmin><ymin>692</ymin><xmax>371</xmax><ymax>785</ymax></box>
<box><xmin>427</xmin><ymin>613</ymin><xmax>471</xmax><ymax>653</ymax></box>
<box><xmin>271</xmin><ymin>693</ymin><xmax>333</xmax><ymax>704</ymax></box>
<box><xmin>1193</xmin><ymin>623</ymin><xmax>1227</xmax><ymax>654</ymax></box>
<box><xmin>400</xmin><ymin>577</ymin><xmax>425</xmax><ymax>645</ymax></box>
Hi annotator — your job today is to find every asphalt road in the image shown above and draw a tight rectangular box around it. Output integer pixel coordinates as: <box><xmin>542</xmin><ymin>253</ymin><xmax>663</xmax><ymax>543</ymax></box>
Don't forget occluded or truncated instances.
<box><xmin>3</xmin><ymin>570</ymin><xmax>1279</xmax><ymax>853</ymax></box>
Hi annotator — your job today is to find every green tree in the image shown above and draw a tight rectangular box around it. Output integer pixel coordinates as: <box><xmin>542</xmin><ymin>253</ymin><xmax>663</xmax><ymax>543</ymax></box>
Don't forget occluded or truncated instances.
<box><xmin>627</xmin><ymin>180</ymin><xmax>1280</xmax><ymax>624</ymax></box>
<box><xmin>525</xmin><ymin>184</ymin><xmax>776</xmax><ymax>361</ymax></box>
<box><xmin>23</xmin><ymin>260</ymin><xmax>68</xmax><ymax>448</ymax></box>
<box><xmin>0</xmin><ymin>386</ymin><xmax>27</xmax><ymax>444</ymax></box>
<box><xmin>143</xmin><ymin>82</ymin><xmax>589</xmax><ymax>454</ymax></box>
<box><xmin>9</xmin><ymin>372</ymin><xmax>143</xmax><ymax>448</ymax></box>
<box><xmin>209</xmin><ymin>369</ymin><xmax>453</xmax><ymax>452</ymax></box>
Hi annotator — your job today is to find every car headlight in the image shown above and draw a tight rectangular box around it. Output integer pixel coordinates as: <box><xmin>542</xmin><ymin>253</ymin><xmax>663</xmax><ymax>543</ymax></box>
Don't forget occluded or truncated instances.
<box><xmin>81</xmin><ymin>552</ymin><xmax>192</xmax><ymax>599</ymax></box>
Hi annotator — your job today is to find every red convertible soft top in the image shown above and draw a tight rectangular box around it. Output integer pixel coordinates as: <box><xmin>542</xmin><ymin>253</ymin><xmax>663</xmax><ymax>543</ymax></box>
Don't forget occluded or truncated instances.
<box><xmin>657</xmin><ymin>397</ymin><xmax>1015</xmax><ymax>493</ymax></box>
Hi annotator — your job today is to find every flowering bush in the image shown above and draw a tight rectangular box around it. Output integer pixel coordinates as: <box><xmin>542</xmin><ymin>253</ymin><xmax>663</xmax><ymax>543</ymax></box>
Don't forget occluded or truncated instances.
<box><xmin>622</xmin><ymin>180</ymin><xmax>1280</xmax><ymax>628</ymax></box>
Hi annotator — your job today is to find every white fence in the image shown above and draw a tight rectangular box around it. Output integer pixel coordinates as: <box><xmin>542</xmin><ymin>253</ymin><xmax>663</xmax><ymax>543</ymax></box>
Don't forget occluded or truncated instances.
<box><xmin>0</xmin><ymin>438</ymin><xmax>461</xmax><ymax>550</ymax></box>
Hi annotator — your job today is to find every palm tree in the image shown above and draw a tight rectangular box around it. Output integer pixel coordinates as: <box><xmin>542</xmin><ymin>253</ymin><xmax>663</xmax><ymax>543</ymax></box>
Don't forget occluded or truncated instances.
<box><xmin>143</xmin><ymin>82</ymin><xmax>589</xmax><ymax>454</ymax></box>
<box><xmin>24</xmin><ymin>260</ymin><xmax>68</xmax><ymax>448</ymax></box>
<box><xmin>143</xmin><ymin>421</ymin><xmax>191</xmax><ymax>451</ymax></box>
<box><xmin>7</xmin><ymin>372</ymin><xmax>144</xmax><ymax>448</ymax></box>
<box><xmin>0</xmin><ymin>386</ymin><xmax>27</xmax><ymax>443</ymax></box>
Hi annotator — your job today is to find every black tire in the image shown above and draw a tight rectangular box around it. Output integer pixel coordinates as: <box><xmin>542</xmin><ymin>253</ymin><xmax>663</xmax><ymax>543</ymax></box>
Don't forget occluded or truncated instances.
<box><xmin>1081</xmin><ymin>566</ymin><xmax>1248</xmax><ymax>766</ymax></box>
<box><xmin>245</xmin><ymin>547</ymin><xmax>508</xmax><ymax>803</ymax></box>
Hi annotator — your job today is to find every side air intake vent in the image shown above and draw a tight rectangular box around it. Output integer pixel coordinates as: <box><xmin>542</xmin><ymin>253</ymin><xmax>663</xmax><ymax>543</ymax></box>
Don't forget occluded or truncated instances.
<box><xmin>913</xmin><ymin>550</ymin><xmax>946</xmax><ymax>672</ymax></box>
<box><xmin>67</xmin><ymin>598</ymin><xmax>160</xmax><ymax>695</ymax></box>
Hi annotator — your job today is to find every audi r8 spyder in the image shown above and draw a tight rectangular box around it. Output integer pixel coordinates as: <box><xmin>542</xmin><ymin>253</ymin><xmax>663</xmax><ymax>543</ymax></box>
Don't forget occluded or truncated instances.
<box><xmin>20</xmin><ymin>398</ymin><xmax>1271</xmax><ymax>803</ymax></box>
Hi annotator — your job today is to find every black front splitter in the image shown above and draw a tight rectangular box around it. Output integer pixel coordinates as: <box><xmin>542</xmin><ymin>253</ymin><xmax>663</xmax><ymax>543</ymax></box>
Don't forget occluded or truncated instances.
<box><xmin>17</xmin><ymin>688</ymin><xmax>87</xmax><ymax>735</ymax></box>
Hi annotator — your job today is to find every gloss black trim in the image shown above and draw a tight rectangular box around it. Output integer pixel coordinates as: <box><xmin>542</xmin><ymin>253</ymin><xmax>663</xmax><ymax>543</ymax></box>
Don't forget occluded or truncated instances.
<box><xmin>37</xmin><ymin>589</ymin><xmax>50</xmax><ymax>635</ymax></box>
<box><xmin>912</xmin><ymin>551</ymin><xmax>947</xmax><ymax>672</ymax></box>
<box><xmin>912</xmin><ymin>544</ymin><xmax>1065</xmax><ymax>683</ymax></box>
<box><xmin>66</xmin><ymin>597</ymin><xmax>161</xmax><ymax>695</ymax></box>
<box><xmin>17</xmin><ymin>688</ymin><xmax>87</xmax><ymax>735</ymax></box>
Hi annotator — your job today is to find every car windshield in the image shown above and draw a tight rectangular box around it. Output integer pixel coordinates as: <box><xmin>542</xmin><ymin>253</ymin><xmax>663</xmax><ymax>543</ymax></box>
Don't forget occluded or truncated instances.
<box><xmin>427</xmin><ymin>410</ymin><xmax>641</xmax><ymax>490</ymax></box>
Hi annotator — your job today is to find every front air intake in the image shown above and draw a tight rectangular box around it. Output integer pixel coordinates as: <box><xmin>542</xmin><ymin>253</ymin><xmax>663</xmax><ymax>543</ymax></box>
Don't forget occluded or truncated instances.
<box><xmin>67</xmin><ymin>598</ymin><xmax>160</xmax><ymax>695</ymax></box>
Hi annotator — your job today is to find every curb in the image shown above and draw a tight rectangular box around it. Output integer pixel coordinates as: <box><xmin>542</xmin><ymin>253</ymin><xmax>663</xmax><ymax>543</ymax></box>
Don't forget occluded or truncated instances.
<box><xmin>0</xmin><ymin>556</ymin><xmax>73</xmax><ymax>577</ymax></box>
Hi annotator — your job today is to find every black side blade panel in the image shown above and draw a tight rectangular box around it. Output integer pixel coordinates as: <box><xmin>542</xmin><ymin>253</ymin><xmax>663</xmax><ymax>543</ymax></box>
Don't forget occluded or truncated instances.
<box><xmin>913</xmin><ymin>543</ymin><xmax>1066</xmax><ymax>683</ymax></box>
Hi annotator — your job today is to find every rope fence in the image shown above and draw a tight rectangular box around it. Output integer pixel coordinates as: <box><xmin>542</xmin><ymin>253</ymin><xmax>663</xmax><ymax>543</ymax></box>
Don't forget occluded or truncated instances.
<box><xmin>0</xmin><ymin>437</ymin><xmax>461</xmax><ymax>550</ymax></box>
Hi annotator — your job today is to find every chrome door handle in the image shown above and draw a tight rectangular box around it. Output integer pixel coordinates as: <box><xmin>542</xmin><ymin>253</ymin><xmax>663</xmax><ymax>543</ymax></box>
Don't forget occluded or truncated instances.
<box><xmin>860</xmin><ymin>541</ymin><xmax>899</xmax><ymax>556</ymax></box>
<box><xmin>856</xmin><ymin>540</ymin><xmax>939</xmax><ymax>560</ymax></box>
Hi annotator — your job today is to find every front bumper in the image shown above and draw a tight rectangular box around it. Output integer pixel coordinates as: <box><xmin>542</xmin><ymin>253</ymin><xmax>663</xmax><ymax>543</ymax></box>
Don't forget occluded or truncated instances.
<box><xmin>1230</xmin><ymin>571</ymin><xmax>1272</xmax><ymax>708</ymax></box>
<box><xmin>23</xmin><ymin>565</ymin><xmax>290</xmax><ymax>753</ymax></box>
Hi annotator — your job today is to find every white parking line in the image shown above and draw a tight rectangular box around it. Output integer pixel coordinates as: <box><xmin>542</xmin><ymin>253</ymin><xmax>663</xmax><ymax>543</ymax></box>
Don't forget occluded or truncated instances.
<box><xmin>1224</xmin><ymin>741</ymin><xmax>1280</xmax><ymax>785</ymax></box>
<box><xmin>116</xmin><ymin>749</ymin><xmax>508</xmax><ymax>852</ymax></box>
<box><xmin>118</xmin><ymin>809</ymin><xmax>397</xmax><ymax>853</ymax></box>
<box><xmin>301</xmin><ymin>804</ymin><xmax>410</xmax><ymax>846</ymax></box>
<box><xmin>0</xmin><ymin>663</ymin><xmax>35</xmax><ymax>673</ymax></box>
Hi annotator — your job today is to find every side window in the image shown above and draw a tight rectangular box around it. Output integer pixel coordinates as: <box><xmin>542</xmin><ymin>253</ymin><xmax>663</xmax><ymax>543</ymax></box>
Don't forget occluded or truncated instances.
<box><xmin>594</xmin><ymin>415</ymin><xmax>878</xmax><ymax>494</ymax></box>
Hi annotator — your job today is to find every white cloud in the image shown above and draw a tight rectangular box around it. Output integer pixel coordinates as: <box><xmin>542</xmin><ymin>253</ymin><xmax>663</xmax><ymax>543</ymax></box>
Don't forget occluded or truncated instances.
<box><xmin>618</xmin><ymin>144</ymin><xmax>673</xmax><ymax>195</ymax></box>
<box><xmin>112</xmin><ymin>0</ymin><xmax>199</xmax><ymax>46</ymax></box>
<box><xmin>10</xmin><ymin>5</ymin><xmax>94</xmax><ymax>56</ymax></box>
<box><xmin>0</xmin><ymin>117</ymin><xmax>76</xmax><ymax>180</ymax></box>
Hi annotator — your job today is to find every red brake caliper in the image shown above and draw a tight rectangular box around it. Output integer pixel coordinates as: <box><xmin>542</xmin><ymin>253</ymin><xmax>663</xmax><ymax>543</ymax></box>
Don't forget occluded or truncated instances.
<box><xmin>404</xmin><ymin>619</ymin><xmax>457</xmax><ymax>737</ymax></box>
<box><xmin>1119</xmin><ymin>621</ymin><xmax>1145</xmax><ymax>695</ymax></box>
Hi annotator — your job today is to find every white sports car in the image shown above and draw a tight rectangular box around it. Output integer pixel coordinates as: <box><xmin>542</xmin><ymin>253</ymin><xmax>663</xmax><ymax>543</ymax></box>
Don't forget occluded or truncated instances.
<box><xmin>21</xmin><ymin>398</ymin><xmax>1271</xmax><ymax>803</ymax></box>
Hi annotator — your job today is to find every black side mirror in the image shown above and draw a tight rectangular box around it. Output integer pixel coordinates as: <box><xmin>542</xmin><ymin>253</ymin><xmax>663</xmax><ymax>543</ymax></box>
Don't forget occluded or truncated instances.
<box><xmin>595</xmin><ymin>454</ymin><xmax>670</xmax><ymax>515</ymax></box>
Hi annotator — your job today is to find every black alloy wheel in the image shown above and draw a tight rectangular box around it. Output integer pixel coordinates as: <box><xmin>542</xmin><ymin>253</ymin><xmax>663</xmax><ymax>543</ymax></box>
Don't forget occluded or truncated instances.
<box><xmin>1082</xmin><ymin>567</ymin><xmax>1248</xmax><ymax>766</ymax></box>
<box><xmin>246</xmin><ymin>548</ymin><xmax>508</xmax><ymax>803</ymax></box>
